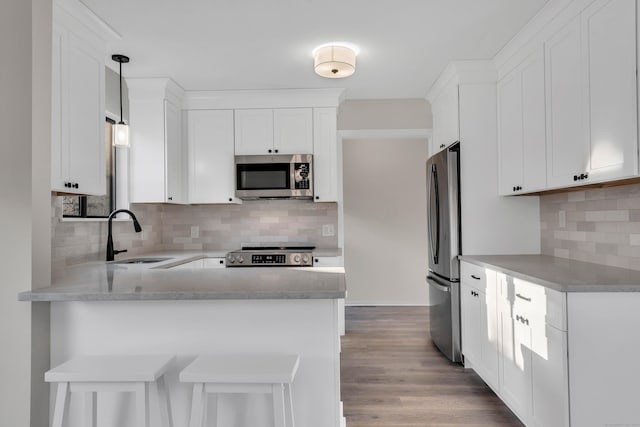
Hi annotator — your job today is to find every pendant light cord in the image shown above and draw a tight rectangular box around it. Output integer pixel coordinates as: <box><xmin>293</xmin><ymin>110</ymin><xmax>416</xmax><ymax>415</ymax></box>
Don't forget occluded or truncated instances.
<box><xmin>119</xmin><ymin>61</ymin><xmax>124</xmax><ymax>125</ymax></box>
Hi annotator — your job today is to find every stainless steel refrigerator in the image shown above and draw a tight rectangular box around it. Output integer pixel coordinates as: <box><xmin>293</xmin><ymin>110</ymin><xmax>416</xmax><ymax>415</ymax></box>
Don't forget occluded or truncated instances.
<box><xmin>426</xmin><ymin>142</ymin><xmax>462</xmax><ymax>362</ymax></box>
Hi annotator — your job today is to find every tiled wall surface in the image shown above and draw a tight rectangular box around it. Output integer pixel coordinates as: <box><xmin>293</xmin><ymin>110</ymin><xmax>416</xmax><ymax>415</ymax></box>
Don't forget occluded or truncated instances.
<box><xmin>51</xmin><ymin>197</ymin><xmax>162</xmax><ymax>271</ymax></box>
<box><xmin>52</xmin><ymin>197</ymin><xmax>338</xmax><ymax>269</ymax></box>
<box><xmin>540</xmin><ymin>183</ymin><xmax>640</xmax><ymax>270</ymax></box>
<box><xmin>161</xmin><ymin>200</ymin><xmax>338</xmax><ymax>251</ymax></box>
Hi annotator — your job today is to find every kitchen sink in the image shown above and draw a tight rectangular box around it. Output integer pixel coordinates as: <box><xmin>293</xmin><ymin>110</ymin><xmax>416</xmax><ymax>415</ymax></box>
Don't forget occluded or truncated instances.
<box><xmin>113</xmin><ymin>257</ymin><xmax>171</xmax><ymax>264</ymax></box>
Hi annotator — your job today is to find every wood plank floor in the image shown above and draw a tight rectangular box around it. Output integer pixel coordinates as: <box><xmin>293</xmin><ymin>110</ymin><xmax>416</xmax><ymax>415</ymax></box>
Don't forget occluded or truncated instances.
<box><xmin>340</xmin><ymin>306</ymin><xmax>524</xmax><ymax>427</ymax></box>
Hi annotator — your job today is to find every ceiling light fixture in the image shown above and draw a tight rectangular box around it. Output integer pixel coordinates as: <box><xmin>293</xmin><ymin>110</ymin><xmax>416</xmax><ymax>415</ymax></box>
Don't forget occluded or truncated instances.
<box><xmin>313</xmin><ymin>43</ymin><xmax>359</xmax><ymax>79</ymax></box>
<box><xmin>112</xmin><ymin>54</ymin><xmax>130</xmax><ymax>148</ymax></box>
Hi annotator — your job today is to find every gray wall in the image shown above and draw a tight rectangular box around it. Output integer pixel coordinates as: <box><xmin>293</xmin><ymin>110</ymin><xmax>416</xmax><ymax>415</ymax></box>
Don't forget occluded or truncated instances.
<box><xmin>0</xmin><ymin>0</ymin><xmax>52</xmax><ymax>425</ymax></box>
<box><xmin>338</xmin><ymin>99</ymin><xmax>431</xmax><ymax>130</ymax></box>
<box><xmin>343</xmin><ymin>138</ymin><xmax>429</xmax><ymax>305</ymax></box>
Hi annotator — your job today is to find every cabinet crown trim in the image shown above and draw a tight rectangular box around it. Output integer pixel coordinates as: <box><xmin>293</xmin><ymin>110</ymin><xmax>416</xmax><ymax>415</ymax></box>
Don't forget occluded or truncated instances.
<box><xmin>426</xmin><ymin>60</ymin><xmax>497</xmax><ymax>102</ymax></box>
<box><xmin>183</xmin><ymin>88</ymin><xmax>345</xmax><ymax>110</ymax></box>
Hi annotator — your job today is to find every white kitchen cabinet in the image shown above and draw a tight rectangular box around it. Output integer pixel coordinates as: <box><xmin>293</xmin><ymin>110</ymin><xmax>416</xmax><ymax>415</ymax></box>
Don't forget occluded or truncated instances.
<box><xmin>313</xmin><ymin>256</ymin><xmax>343</xmax><ymax>268</ymax></box>
<box><xmin>546</xmin><ymin>0</ymin><xmax>637</xmax><ymax>188</ymax></box>
<box><xmin>460</xmin><ymin>263</ymin><xmax>500</xmax><ymax>391</ymax></box>
<box><xmin>312</xmin><ymin>108</ymin><xmax>338</xmax><ymax>202</ymax></box>
<box><xmin>274</xmin><ymin>108</ymin><xmax>313</xmax><ymax>154</ymax></box>
<box><xmin>429</xmin><ymin>76</ymin><xmax>459</xmax><ymax>156</ymax></box>
<box><xmin>580</xmin><ymin>0</ymin><xmax>637</xmax><ymax>183</ymax></box>
<box><xmin>128</xmin><ymin>78</ymin><xmax>186</xmax><ymax>204</ymax></box>
<box><xmin>234</xmin><ymin>108</ymin><xmax>313</xmax><ymax>155</ymax></box>
<box><xmin>164</xmin><ymin>99</ymin><xmax>186</xmax><ymax>203</ymax></box>
<box><xmin>187</xmin><ymin>109</ymin><xmax>240</xmax><ymax>204</ymax></box>
<box><xmin>497</xmin><ymin>48</ymin><xmax>546</xmax><ymax>196</ymax></box>
<box><xmin>172</xmin><ymin>258</ymin><xmax>226</xmax><ymax>269</ymax></box>
<box><xmin>50</xmin><ymin>16</ymin><xmax>106</xmax><ymax>196</ymax></box>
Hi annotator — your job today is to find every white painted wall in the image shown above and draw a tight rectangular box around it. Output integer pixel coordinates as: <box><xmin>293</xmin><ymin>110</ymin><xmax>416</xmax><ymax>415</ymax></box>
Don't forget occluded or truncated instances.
<box><xmin>0</xmin><ymin>1</ymin><xmax>52</xmax><ymax>425</ymax></box>
<box><xmin>342</xmin><ymin>138</ymin><xmax>429</xmax><ymax>305</ymax></box>
<box><xmin>1</xmin><ymin>0</ymin><xmax>33</xmax><ymax>424</ymax></box>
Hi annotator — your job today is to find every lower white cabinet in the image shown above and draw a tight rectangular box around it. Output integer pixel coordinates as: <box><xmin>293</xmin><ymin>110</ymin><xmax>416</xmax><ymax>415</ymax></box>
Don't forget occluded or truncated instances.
<box><xmin>171</xmin><ymin>258</ymin><xmax>226</xmax><ymax>269</ymax></box>
<box><xmin>461</xmin><ymin>261</ymin><xmax>570</xmax><ymax>427</ymax></box>
<box><xmin>460</xmin><ymin>264</ymin><xmax>500</xmax><ymax>391</ymax></box>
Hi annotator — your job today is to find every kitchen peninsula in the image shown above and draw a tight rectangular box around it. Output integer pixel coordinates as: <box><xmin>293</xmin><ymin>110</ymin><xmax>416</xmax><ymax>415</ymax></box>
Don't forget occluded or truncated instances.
<box><xmin>19</xmin><ymin>253</ymin><xmax>346</xmax><ymax>427</ymax></box>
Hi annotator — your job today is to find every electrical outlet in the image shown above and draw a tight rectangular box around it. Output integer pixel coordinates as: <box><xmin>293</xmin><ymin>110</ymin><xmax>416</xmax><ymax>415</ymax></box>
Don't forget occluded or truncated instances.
<box><xmin>559</xmin><ymin>210</ymin><xmax>566</xmax><ymax>228</ymax></box>
<box><xmin>322</xmin><ymin>224</ymin><xmax>335</xmax><ymax>237</ymax></box>
<box><xmin>190</xmin><ymin>226</ymin><xmax>199</xmax><ymax>238</ymax></box>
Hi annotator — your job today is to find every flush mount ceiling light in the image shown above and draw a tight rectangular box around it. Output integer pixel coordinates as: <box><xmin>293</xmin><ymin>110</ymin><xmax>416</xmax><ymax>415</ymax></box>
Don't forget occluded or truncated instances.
<box><xmin>112</xmin><ymin>54</ymin><xmax>130</xmax><ymax>148</ymax></box>
<box><xmin>313</xmin><ymin>43</ymin><xmax>359</xmax><ymax>79</ymax></box>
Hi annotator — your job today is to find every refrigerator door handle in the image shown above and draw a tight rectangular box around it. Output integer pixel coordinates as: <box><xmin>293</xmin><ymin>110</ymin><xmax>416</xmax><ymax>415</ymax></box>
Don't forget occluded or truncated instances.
<box><xmin>427</xmin><ymin>164</ymin><xmax>440</xmax><ymax>264</ymax></box>
<box><xmin>426</xmin><ymin>276</ymin><xmax>450</xmax><ymax>293</ymax></box>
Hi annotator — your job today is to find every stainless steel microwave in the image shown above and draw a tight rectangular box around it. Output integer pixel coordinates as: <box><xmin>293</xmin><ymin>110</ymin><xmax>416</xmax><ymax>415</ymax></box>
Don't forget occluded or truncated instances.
<box><xmin>235</xmin><ymin>154</ymin><xmax>313</xmax><ymax>200</ymax></box>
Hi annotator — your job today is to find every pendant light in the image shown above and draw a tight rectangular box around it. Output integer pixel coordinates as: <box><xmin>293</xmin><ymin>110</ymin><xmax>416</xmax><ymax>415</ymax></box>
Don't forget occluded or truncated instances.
<box><xmin>112</xmin><ymin>54</ymin><xmax>130</xmax><ymax>147</ymax></box>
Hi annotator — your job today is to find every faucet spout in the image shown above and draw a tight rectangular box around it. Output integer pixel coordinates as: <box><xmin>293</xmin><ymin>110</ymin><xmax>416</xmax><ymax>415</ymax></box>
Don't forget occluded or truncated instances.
<box><xmin>106</xmin><ymin>209</ymin><xmax>143</xmax><ymax>261</ymax></box>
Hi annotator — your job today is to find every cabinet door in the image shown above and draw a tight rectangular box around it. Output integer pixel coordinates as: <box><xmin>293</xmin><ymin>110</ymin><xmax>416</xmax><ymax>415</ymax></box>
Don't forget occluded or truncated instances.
<box><xmin>51</xmin><ymin>24</ymin><xmax>67</xmax><ymax>192</ymax></box>
<box><xmin>461</xmin><ymin>283</ymin><xmax>482</xmax><ymax>366</ymax></box>
<box><xmin>581</xmin><ymin>0</ymin><xmax>637</xmax><ymax>182</ymax></box>
<box><xmin>313</xmin><ymin>256</ymin><xmax>343</xmax><ymax>267</ymax></box>
<box><xmin>165</xmin><ymin>99</ymin><xmax>186</xmax><ymax>203</ymax></box>
<box><xmin>312</xmin><ymin>108</ymin><xmax>338</xmax><ymax>202</ymax></box>
<box><xmin>498</xmin><ymin>48</ymin><xmax>547</xmax><ymax>196</ymax></box>
<box><xmin>431</xmin><ymin>80</ymin><xmax>459</xmax><ymax>155</ymax></box>
<box><xmin>187</xmin><ymin>110</ymin><xmax>239</xmax><ymax>204</ymax></box>
<box><xmin>274</xmin><ymin>108</ymin><xmax>313</xmax><ymax>154</ymax></box>
<box><xmin>531</xmin><ymin>324</ymin><xmax>569</xmax><ymax>427</ymax></box>
<box><xmin>66</xmin><ymin>35</ymin><xmax>105</xmax><ymax>196</ymax></box>
<box><xmin>234</xmin><ymin>109</ymin><xmax>274</xmax><ymax>155</ymax></box>
<box><xmin>499</xmin><ymin>275</ymin><xmax>532</xmax><ymax>422</ymax></box>
<box><xmin>497</xmin><ymin>70</ymin><xmax>524</xmax><ymax>195</ymax></box>
<box><xmin>545</xmin><ymin>17</ymin><xmax>585</xmax><ymax>188</ymax></box>
<box><xmin>479</xmin><ymin>270</ymin><xmax>500</xmax><ymax>391</ymax></box>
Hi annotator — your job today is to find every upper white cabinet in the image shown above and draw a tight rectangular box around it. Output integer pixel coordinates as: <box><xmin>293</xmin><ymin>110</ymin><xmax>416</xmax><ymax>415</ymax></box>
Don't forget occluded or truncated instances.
<box><xmin>51</xmin><ymin>8</ymin><xmax>106</xmax><ymax>196</ymax></box>
<box><xmin>187</xmin><ymin>109</ymin><xmax>239</xmax><ymax>204</ymax></box>
<box><xmin>128</xmin><ymin>78</ymin><xmax>187</xmax><ymax>204</ymax></box>
<box><xmin>497</xmin><ymin>48</ymin><xmax>547</xmax><ymax>195</ymax></box>
<box><xmin>234</xmin><ymin>108</ymin><xmax>313</xmax><ymax>155</ymax></box>
<box><xmin>429</xmin><ymin>77</ymin><xmax>459</xmax><ymax>155</ymax></box>
<box><xmin>545</xmin><ymin>0</ymin><xmax>637</xmax><ymax>188</ymax></box>
<box><xmin>312</xmin><ymin>108</ymin><xmax>339</xmax><ymax>202</ymax></box>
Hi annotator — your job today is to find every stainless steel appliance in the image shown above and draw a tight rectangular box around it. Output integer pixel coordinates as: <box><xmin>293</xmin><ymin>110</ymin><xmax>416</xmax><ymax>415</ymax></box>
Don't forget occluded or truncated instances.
<box><xmin>235</xmin><ymin>154</ymin><xmax>313</xmax><ymax>200</ymax></box>
<box><xmin>226</xmin><ymin>245</ymin><xmax>315</xmax><ymax>267</ymax></box>
<box><xmin>426</xmin><ymin>142</ymin><xmax>462</xmax><ymax>362</ymax></box>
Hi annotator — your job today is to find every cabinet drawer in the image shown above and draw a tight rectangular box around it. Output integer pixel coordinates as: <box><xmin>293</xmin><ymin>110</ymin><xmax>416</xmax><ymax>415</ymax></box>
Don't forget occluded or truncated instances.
<box><xmin>507</xmin><ymin>277</ymin><xmax>567</xmax><ymax>331</ymax></box>
<box><xmin>460</xmin><ymin>262</ymin><xmax>488</xmax><ymax>291</ymax></box>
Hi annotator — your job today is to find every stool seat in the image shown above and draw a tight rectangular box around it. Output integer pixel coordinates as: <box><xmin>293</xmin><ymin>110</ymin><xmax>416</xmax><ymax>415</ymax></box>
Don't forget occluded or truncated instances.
<box><xmin>180</xmin><ymin>354</ymin><xmax>299</xmax><ymax>427</ymax></box>
<box><xmin>179</xmin><ymin>354</ymin><xmax>299</xmax><ymax>384</ymax></box>
<box><xmin>46</xmin><ymin>354</ymin><xmax>174</xmax><ymax>383</ymax></box>
<box><xmin>45</xmin><ymin>354</ymin><xmax>174</xmax><ymax>427</ymax></box>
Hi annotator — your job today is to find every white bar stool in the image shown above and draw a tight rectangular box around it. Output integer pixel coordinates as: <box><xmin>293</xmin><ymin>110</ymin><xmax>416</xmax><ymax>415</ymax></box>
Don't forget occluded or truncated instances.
<box><xmin>180</xmin><ymin>354</ymin><xmax>300</xmax><ymax>427</ymax></box>
<box><xmin>45</xmin><ymin>354</ymin><xmax>174</xmax><ymax>427</ymax></box>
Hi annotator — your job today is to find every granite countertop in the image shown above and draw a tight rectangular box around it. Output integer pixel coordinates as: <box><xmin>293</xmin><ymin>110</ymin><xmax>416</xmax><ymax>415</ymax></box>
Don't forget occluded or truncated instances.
<box><xmin>19</xmin><ymin>251</ymin><xmax>346</xmax><ymax>302</ymax></box>
<box><xmin>460</xmin><ymin>254</ymin><xmax>640</xmax><ymax>292</ymax></box>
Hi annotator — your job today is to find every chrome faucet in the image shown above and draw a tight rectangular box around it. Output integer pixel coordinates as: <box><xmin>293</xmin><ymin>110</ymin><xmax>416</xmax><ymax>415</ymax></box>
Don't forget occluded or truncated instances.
<box><xmin>106</xmin><ymin>209</ymin><xmax>142</xmax><ymax>261</ymax></box>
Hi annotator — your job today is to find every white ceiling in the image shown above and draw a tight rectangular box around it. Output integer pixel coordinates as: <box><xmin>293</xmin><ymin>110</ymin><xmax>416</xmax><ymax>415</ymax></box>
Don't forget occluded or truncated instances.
<box><xmin>83</xmin><ymin>0</ymin><xmax>549</xmax><ymax>100</ymax></box>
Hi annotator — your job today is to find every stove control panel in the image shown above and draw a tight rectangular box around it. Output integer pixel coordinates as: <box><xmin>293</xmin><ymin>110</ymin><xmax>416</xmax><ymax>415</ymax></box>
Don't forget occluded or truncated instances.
<box><xmin>226</xmin><ymin>251</ymin><xmax>312</xmax><ymax>267</ymax></box>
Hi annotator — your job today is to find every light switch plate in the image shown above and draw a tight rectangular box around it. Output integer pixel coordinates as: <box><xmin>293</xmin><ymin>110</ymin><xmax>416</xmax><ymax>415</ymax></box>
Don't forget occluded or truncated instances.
<box><xmin>559</xmin><ymin>210</ymin><xmax>566</xmax><ymax>228</ymax></box>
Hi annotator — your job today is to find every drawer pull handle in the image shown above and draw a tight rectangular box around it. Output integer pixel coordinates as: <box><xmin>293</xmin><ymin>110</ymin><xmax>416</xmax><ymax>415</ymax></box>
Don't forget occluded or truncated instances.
<box><xmin>471</xmin><ymin>274</ymin><xmax>481</xmax><ymax>280</ymax></box>
<box><xmin>516</xmin><ymin>293</ymin><xmax>531</xmax><ymax>302</ymax></box>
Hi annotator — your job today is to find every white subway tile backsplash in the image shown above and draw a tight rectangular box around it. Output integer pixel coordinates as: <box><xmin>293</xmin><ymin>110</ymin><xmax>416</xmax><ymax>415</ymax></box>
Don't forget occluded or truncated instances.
<box><xmin>541</xmin><ymin>182</ymin><xmax>640</xmax><ymax>271</ymax></box>
<box><xmin>52</xmin><ymin>197</ymin><xmax>339</xmax><ymax>270</ymax></box>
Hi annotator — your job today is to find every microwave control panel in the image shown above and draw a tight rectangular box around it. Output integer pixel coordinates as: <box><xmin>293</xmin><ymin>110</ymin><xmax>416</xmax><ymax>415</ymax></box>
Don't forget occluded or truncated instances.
<box><xmin>294</xmin><ymin>163</ymin><xmax>310</xmax><ymax>190</ymax></box>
